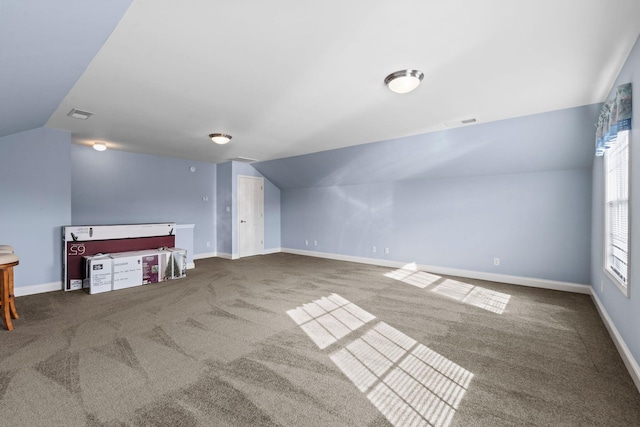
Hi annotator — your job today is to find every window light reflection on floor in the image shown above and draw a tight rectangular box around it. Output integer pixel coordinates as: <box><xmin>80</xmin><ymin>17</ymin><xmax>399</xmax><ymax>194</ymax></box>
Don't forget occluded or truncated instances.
<box><xmin>330</xmin><ymin>321</ymin><xmax>473</xmax><ymax>427</ymax></box>
<box><xmin>286</xmin><ymin>293</ymin><xmax>376</xmax><ymax>349</ymax></box>
<box><xmin>431</xmin><ymin>279</ymin><xmax>511</xmax><ymax>314</ymax></box>
<box><xmin>385</xmin><ymin>265</ymin><xmax>511</xmax><ymax>314</ymax></box>
<box><xmin>287</xmin><ymin>294</ymin><xmax>474</xmax><ymax>427</ymax></box>
<box><xmin>384</xmin><ymin>263</ymin><xmax>442</xmax><ymax>289</ymax></box>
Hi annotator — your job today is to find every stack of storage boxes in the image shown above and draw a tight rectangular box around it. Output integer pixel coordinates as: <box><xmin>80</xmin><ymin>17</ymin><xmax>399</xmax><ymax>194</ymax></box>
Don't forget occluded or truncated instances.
<box><xmin>83</xmin><ymin>247</ymin><xmax>186</xmax><ymax>294</ymax></box>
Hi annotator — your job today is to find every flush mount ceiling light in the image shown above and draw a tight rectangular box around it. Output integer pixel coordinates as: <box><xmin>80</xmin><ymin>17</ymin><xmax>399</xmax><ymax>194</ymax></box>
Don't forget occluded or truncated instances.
<box><xmin>209</xmin><ymin>133</ymin><xmax>232</xmax><ymax>145</ymax></box>
<box><xmin>67</xmin><ymin>108</ymin><xmax>94</xmax><ymax>120</ymax></box>
<box><xmin>384</xmin><ymin>69</ymin><xmax>424</xmax><ymax>94</ymax></box>
<box><xmin>93</xmin><ymin>142</ymin><xmax>107</xmax><ymax>151</ymax></box>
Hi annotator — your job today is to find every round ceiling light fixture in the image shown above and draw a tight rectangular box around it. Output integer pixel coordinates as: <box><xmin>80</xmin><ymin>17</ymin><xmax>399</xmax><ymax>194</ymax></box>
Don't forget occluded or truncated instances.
<box><xmin>209</xmin><ymin>133</ymin><xmax>232</xmax><ymax>145</ymax></box>
<box><xmin>93</xmin><ymin>142</ymin><xmax>107</xmax><ymax>151</ymax></box>
<box><xmin>384</xmin><ymin>69</ymin><xmax>424</xmax><ymax>94</ymax></box>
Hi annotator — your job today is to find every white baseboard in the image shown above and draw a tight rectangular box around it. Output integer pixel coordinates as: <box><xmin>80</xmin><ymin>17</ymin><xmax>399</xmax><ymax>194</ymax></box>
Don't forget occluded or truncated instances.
<box><xmin>187</xmin><ymin>262</ymin><xmax>196</xmax><ymax>269</ymax></box>
<box><xmin>15</xmin><ymin>281</ymin><xmax>62</xmax><ymax>297</ymax></box>
<box><xmin>193</xmin><ymin>252</ymin><xmax>217</xmax><ymax>260</ymax></box>
<box><xmin>281</xmin><ymin>248</ymin><xmax>591</xmax><ymax>294</ymax></box>
<box><xmin>194</xmin><ymin>249</ymin><xmax>281</xmax><ymax>260</ymax></box>
<box><xmin>216</xmin><ymin>252</ymin><xmax>237</xmax><ymax>260</ymax></box>
<box><xmin>283</xmin><ymin>248</ymin><xmax>404</xmax><ymax>268</ymax></box>
<box><xmin>590</xmin><ymin>290</ymin><xmax>640</xmax><ymax>393</ymax></box>
<box><xmin>426</xmin><ymin>265</ymin><xmax>591</xmax><ymax>294</ymax></box>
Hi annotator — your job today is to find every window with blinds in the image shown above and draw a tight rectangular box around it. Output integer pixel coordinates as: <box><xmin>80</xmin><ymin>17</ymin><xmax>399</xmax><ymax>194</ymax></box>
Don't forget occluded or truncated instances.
<box><xmin>604</xmin><ymin>131</ymin><xmax>630</xmax><ymax>296</ymax></box>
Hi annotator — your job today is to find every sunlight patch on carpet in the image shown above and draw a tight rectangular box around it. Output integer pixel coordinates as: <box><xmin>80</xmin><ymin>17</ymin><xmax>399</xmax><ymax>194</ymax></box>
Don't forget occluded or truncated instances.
<box><xmin>331</xmin><ymin>322</ymin><xmax>473</xmax><ymax>427</ymax></box>
<box><xmin>431</xmin><ymin>279</ymin><xmax>511</xmax><ymax>314</ymax></box>
<box><xmin>286</xmin><ymin>294</ymin><xmax>376</xmax><ymax>349</ymax></box>
<box><xmin>288</xmin><ymin>295</ymin><xmax>474</xmax><ymax>427</ymax></box>
<box><xmin>384</xmin><ymin>264</ymin><xmax>442</xmax><ymax>289</ymax></box>
<box><xmin>384</xmin><ymin>265</ymin><xmax>511</xmax><ymax>314</ymax></box>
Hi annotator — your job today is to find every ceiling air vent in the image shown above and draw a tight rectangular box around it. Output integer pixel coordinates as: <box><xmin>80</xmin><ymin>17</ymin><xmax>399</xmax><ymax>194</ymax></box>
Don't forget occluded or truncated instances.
<box><xmin>444</xmin><ymin>118</ymin><xmax>477</xmax><ymax>128</ymax></box>
<box><xmin>67</xmin><ymin>109</ymin><xmax>94</xmax><ymax>120</ymax></box>
<box><xmin>228</xmin><ymin>156</ymin><xmax>258</xmax><ymax>163</ymax></box>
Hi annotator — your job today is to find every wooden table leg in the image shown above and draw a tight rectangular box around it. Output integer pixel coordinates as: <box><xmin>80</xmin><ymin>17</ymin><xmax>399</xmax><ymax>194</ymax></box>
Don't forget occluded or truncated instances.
<box><xmin>1</xmin><ymin>267</ymin><xmax>13</xmax><ymax>331</ymax></box>
<box><xmin>9</xmin><ymin>267</ymin><xmax>18</xmax><ymax>319</ymax></box>
<box><xmin>8</xmin><ymin>266</ymin><xmax>17</xmax><ymax>320</ymax></box>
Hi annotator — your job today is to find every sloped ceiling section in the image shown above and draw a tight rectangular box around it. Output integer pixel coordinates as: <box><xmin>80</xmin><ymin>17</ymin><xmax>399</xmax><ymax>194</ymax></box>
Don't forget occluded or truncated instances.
<box><xmin>252</xmin><ymin>104</ymin><xmax>601</xmax><ymax>189</ymax></box>
<box><xmin>43</xmin><ymin>0</ymin><xmax>640</xmax><ymax>164</ymax></box>
<box><xmin>0</xmin><ymin>0</ymin><xmax>133</xmax><ymax>138</ymax></box>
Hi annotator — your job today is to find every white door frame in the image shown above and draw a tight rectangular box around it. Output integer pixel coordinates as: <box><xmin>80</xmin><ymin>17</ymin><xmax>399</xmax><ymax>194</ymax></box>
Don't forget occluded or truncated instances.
<box><xmin>237</xmin><ymin>175</ymin><xmax>264</xmax><ymax>258</ymax></box>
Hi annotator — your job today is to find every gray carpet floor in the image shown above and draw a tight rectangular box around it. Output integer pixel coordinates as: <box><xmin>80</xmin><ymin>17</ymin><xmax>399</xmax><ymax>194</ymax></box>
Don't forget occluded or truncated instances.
<box><xmin>1</xmin><ymin>253</ymin><xmax>639</xmax><ymax>426</ymax></box>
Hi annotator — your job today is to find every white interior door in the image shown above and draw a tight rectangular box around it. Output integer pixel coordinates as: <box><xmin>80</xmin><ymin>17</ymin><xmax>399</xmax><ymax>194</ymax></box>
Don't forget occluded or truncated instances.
<box><xmin>238</xmin><ymin>176</ymin><xmax>264</xmax><ymax>258</ymax></box>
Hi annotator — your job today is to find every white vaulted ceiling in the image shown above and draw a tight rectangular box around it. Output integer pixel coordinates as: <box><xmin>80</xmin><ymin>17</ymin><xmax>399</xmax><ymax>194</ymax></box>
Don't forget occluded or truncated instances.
<box><xmin>4</xmin><ymin>0</ymin><xmax>640</xmax><ymax>164</ymax></box>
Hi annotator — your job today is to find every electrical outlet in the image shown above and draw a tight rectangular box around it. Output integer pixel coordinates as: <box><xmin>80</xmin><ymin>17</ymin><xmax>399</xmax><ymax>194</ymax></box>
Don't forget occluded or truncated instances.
<box><xmin>494</xmin><ymin>258</ymin><xmax>500</xmax><ymax>266</ymax></box>
<box><xmin>206</xmin><ymin>241</ymin><xmax>211</xmax><ymax>248</ymax></box>
<box><xmin>372</xmin><ymin>246</ymin><xmax>377</xmax><ymax>253</ymax></box>
<box><xmin>384</xmin><ymin>247</ymin><xmax>390</xmax><ymax>254</ymax></box>
<box><xmin>313</xmin><ymin>240</ymin><xmax>318</xmax><ymax>246</ymax></box>
<box><xmin>305</xmin><ymin>240</ymin><xmax>309</xmax><ymax>246</ymax></box>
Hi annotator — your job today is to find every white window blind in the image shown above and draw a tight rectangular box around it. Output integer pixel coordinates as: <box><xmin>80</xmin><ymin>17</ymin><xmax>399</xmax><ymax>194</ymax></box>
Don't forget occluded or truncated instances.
<box><xmin>604</xmin><ymin>131</ymin><xmax>629</xmax><ymax>293</ymax></box>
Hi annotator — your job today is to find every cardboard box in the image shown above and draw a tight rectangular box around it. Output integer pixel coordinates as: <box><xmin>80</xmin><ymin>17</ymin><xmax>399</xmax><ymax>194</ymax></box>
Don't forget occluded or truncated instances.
<box><xmin>111</xmin><ymin>253</ymin><xmax>143</xmax><ymax>290</ymax></box>
<box><xmin>83</xmin><ymin>255</ymin><xmax>113</xmax><ymax>294</ymax></box>
<box><xmin>141</xmin><ymin>253</ymin><xmax>161</xmax><ymax>284</ymax></box>
<box><xmin>82</xmin><ymin>248</ymin><xmax>186</xmax><ymax>293</ymax></box>
<box><xmin>160</xmin><ymin>247</ymin><xmax>187</xmax><ymax>280</ymax></box>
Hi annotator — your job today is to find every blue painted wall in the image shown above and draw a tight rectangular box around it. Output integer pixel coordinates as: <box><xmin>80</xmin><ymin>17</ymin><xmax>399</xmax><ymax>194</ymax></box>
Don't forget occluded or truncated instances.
<box><xmin>216</xmin><ymin>162</ymin><xmax>233</xmax><ymax>255</ymax></box>
<box><xmin>71</xmin><ymin>145</ymin><xmax>216</xmax><ymax>256</ymax></box>
<box><xmin>591</xmin><ymin>35</ymin><xmax>640</xmax><ymax>370</ymax></box>
<box><xmin>281</xmin><ymin>168</ymin><xmax>592</xmax><ymax>283</ymax></box>
<box><xmin>254</xmin><ymin>105</ymin><xmax>599</xmax><ymax>189</ymax></box>
<box><xmin>260</xmin><ymin>105</ymin><xmax>599</xmax><ymax>285</ymax></box>
<box><xmin>0</xmin><ymin>127</ymin><xmax>72</xmax><ymax>289</ymax></box>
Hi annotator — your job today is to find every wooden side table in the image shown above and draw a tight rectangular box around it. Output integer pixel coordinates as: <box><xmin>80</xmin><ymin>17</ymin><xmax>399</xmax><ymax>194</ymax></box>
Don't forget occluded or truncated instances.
<box><xmin>0</xmin><ymin>253</ymin><xmax>19</xmax><ymax>331</ymax></box>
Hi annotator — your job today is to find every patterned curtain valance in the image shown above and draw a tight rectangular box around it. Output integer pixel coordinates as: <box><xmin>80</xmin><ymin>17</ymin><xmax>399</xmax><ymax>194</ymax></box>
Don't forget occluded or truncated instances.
<box><xmin>596</xmin><ymin>82</ymin><xmax>632</xmax><ymax>156</ymax></box>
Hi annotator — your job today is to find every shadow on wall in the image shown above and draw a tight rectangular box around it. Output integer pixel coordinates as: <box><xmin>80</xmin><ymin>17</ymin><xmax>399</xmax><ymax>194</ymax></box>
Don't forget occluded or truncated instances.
<box><xmin>287</xmin><ymin>293</ymin><xmax>474</xmax><ymax>427</ymax></box>
<box><xmin>333</xmin><ymin>185</ymin><xmax>394</xmax><ymax>254</ymax></box>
